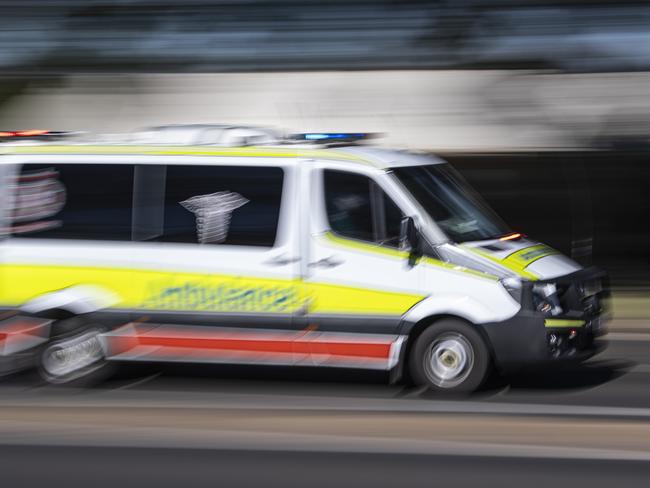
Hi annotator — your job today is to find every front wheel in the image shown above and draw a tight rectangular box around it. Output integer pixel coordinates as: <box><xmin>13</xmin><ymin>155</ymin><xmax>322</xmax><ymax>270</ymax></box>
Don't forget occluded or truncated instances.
<box><xmin>408</xmin><ymin>319</ymin><xmax>491</xmax><ymax>393</ymax></box>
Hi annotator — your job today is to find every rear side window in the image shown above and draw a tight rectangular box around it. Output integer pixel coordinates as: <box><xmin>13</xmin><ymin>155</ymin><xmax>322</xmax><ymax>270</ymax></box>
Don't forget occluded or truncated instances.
<box><xmin>135</xmin><ymin>164</ymin><xmax>284</xmax><ymax>247</ymax></box>
<box><xmin>324</xmin><ymin>170</ymin><xmax>404</xmax><ymax>247</ymax></box>
<box><xmin>12</xmin><ymin>162</ymin><xmax>284</xmax><ymax>247</ymax></box>
<box><xmin>12</xmin><ymin>163</ymin><xmax>133</xmax><ymax>240</ymax></box>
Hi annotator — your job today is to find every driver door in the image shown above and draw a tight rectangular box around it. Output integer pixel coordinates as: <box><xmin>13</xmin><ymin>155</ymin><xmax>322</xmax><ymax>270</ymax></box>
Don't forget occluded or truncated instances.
<box><xmin>300</xmin><ymin>165</ymin><xmax>424</xmax><ymax>369</ymax></box>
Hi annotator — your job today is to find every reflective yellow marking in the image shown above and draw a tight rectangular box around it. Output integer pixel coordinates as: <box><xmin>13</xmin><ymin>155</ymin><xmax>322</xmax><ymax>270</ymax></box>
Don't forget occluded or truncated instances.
<box><xmin>323</xmin><ymin>232</ymin><xmax>406</xmax><ymax>259</ymax></box>
<box><xmin>322</xmin><ymin>232</ymin><xmax>498</xmax><ymax>281</ymax></box>
<box><xmin>504</xmin><ymin>245</ymin><xmax>559</xmax><ymax>270</ymax></box>
<box><xmin>544</xmin><ymin>319</ymin><xmax>586</xmax><ymax>328</ymax></box>
<box><xmin>306</xmin><ymin>281</ymin><xmax>424</xmax><ymax>316</ymax></box>
<box><xmin>0</xmin><ymin>263</ymin><xmax>423</xmax><ymax>316</ymax></box>
<box><xmin>463</xmin><ymin>245</ymin><xmax>539</xmax><ymax>280</ymax></box>
<box><xmin>1</xmin><ymin>264</ymin><xmax>304</xmax><ymax>313</ymax></box>
<box><xmin>6</xmin><ymin>145</ymin><xmax>376</xmax><ymax>166</ymax></box>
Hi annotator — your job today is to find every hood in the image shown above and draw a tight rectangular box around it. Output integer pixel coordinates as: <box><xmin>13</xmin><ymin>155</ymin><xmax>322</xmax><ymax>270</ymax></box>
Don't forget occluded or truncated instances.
<box><xmin>461</xmin><ymin>238</ymin><xmax>582</xmax><ymax>280</ymax></box>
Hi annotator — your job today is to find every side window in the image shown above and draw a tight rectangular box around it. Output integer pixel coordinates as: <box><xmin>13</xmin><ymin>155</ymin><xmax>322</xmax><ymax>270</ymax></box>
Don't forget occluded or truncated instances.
<box><xmin>149</xmin><ymin>165</ymin><xmax>284</xmax><ymax>247</ymax></box>
<box><xmin>324</xmin><ymin>170</ymin><xmax>373</xmax><ymax>242</ymax></box>
<box><xmin>324</xmin><ymin>170</ymin><xmax>404</xmax><ymax>247</ymax></box>
<box><xmin>381</xmin><ymin>191</ymin><xmax>405</xmax><ymax>247</ymax></box>
<box><xmin>12</xmin><ymin>163</ymin><xmax>133</xmax><ymax>240</ymax></box>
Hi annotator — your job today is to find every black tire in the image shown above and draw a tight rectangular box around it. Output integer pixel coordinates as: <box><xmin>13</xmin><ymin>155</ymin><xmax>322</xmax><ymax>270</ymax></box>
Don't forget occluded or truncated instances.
<box><xmin>408</xmin><ymin>318</ymin><xmax>491</xmax><ymax>394</ymax></box>
<box><xmin>37</xmin><ymin>315</ymin><xmax>114</xmax><ymax>386</ymax></box>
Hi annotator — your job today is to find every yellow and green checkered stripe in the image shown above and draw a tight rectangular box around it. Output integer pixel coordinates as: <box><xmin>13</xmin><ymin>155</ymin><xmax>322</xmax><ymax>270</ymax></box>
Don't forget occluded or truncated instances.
<box><xmin>463</xmin><ymin>244</ymin><xmax>559</xmax><ymax>281</ymax></box>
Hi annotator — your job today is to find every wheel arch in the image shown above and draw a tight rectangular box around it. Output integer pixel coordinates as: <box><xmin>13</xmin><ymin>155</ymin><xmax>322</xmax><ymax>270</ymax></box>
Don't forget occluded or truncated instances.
<box><xmin>19</xmin><ymin>285</ymin><xmax>119</xmax><ymax>317</ymax></box>
<box><xmin>394</xmin><ymin>313</ymin><xmax>496</xmax><ymax>384</ymax></box>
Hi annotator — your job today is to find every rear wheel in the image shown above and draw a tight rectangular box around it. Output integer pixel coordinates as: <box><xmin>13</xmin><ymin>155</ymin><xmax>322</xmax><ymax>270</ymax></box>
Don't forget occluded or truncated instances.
<box><xmin>38</xmin><ymin>316</ymin><xmax>113</xmax><ymax>386</ymax></box>
<box><xmin>409</xmin><ymin>319</ymin><xmax>490</xmax><ymax>393</ymax></box>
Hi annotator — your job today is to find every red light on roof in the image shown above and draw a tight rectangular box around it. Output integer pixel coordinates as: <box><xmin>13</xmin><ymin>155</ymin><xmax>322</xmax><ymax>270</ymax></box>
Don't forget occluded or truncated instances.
<box><xmin>500</xmin><ymin>233</ymin><xmax>524</xmax><ymax>241</ymax></box>
<box><xmin>0</xmin><ymin>130</ymin><xmax>50</xmax><ymax>137</ymax></box>
<box><xmin>16</xmin><ymin>130</ymin><xmax>49</xmax><ymax>136</ymax></box>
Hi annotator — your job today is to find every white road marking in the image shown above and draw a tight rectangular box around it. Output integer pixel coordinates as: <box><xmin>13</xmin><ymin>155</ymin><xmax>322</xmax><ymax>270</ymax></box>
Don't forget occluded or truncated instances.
<box><xmin>1</xmin><ymin>427</ymin><xmax>650</xmax><ymax>462</ymax></box>
<box><xmin>629</xmin><ymin>364</ymin><xmax>650</xmax><ymax>374</ymax></box>
<box><xmin>114</xmin><ymin>372</ymin><xmax>162</xmax><ymax>391</ymax></box>
<box><xmin>2</xmin><ymin>388</ymin><xmax>650</xmax><ymax>419</ymax></box>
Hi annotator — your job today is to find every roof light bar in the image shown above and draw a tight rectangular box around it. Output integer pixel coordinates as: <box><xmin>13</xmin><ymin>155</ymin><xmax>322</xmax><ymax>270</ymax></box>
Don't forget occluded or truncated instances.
<box><xmin>0</xmin><ymin>130</ymin><xmax>78</xmax><ymax>141</ymax></box>
<box><xmin>17</xmin><ymin>129</ymin><xmax>50</xmax><ymax>137</ymax></box>
<box><xmin>291</xmin><ymin>133</ymin><xmax>377</xmax><ymax>143</ymax></box>
<box><xmin>0</xmin><ymin>130</ymin><xmax>51</xmax><ymax>138</ymax></box>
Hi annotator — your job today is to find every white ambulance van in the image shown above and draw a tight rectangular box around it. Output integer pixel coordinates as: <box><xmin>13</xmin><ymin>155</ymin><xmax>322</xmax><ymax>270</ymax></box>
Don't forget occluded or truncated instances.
<box><xmin>0</xmin><ymin>129</ymin><xmax>608</xmax><ymax>392</ymax></box>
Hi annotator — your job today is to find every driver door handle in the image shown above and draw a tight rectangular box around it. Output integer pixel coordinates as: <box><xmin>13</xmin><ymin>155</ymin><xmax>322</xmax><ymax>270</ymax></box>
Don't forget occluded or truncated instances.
<box><xmin>308</xmin><ymin>256</ymin><xmax>344</xmax><ymax>269</ymax></box>
<box><xmin>263</xmin><ymin>254</ymin><xmax>300</xmax><ymax>266</ymax></box>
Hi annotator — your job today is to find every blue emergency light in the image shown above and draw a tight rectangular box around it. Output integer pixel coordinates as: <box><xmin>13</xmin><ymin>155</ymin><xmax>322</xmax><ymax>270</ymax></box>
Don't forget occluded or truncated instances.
<box><xmin>292</xmin><ymin>133</ymin><xmax>376</xmax><ymax>143</ymax></box>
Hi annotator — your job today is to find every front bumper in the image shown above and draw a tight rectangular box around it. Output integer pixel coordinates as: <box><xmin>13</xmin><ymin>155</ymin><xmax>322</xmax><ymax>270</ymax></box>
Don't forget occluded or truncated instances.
<box><xmin>480</xmin><ymin>311</ymin><xmax>607</xmax><ymax>372</ymax></box>
<box><xmin>481</xmin><ymin>266</ymin><xmax>609</xmax><ymax>372</ymax></box>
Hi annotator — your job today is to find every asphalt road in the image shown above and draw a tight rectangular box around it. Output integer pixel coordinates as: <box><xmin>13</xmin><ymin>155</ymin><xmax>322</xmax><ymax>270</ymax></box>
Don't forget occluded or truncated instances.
<box><xmin>0</xmin><ymin>332</ymin><xmax>649</xmax><ymax>487</ymax></box>
<box><xmin>1</xmin><ymin>446</ymin><xmax>650</xmax><ymax>488</ymax></box>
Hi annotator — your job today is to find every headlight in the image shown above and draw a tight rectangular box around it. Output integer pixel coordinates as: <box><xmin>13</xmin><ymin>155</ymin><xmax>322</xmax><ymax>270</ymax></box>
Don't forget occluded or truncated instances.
<box><xmin>500</xmin><ymin>277</ymin><xmax>523</xmax><ymax>304</ymax></box>
<box><xmin>580</xmin><ymin>279</ymin><xmax>602</xmax><ymax>298</ymax></box>
<box><xmin>533</xmin><ymin>283</ymin><xmax>563</xmax><ymax>316</ymax></box>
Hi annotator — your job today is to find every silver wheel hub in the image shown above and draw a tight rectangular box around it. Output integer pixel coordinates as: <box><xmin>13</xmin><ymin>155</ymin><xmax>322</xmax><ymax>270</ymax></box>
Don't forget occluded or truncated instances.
<box><xmin>42</xmin><ymin>329</ymin><xmax>104</xmax><ymax>379</ymax></box>
<box><xmin>425</xmin><ymin>334</ymin><xmax>474</xmax><ymax>388</ymax></box>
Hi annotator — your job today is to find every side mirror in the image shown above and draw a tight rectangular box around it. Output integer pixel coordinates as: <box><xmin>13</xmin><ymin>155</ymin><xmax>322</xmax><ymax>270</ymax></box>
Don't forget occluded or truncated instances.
<box><xmin>400</xmin><ymin>216</ymin><xmax>422</xmax><ymax>267</ymax></box>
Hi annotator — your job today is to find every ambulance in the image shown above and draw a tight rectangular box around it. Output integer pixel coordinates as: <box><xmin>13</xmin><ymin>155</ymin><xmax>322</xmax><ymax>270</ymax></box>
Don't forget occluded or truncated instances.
<box><xmin>0</xmin><ymin>127</ymin><xmax>608</xmax><ymax>392</ymax></box>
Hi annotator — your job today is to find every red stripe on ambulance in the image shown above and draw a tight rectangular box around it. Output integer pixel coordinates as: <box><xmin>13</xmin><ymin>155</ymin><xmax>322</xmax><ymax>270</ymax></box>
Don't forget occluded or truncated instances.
<box><xmin>100</xmin><ymin>323</ymin><xmax>402</xmax><ymax>370</ymax></box>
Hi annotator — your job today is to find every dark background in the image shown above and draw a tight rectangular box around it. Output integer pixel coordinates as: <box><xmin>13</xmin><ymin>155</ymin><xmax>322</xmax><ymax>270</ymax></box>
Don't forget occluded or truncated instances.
<box><xmin>448</xmin><ymin>150</ymin><xmax>650</xmax><ymax>286</ymax></box>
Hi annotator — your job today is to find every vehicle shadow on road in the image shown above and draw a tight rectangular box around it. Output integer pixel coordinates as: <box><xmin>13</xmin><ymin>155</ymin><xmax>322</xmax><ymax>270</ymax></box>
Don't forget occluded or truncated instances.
<box><xmin>480</xmin><ymin>358</ymin><xmax>636</xmax><ymax>395</ymax></box>
<box><xmin>6</xmin><ymin>357</ymin><xmax>637</xmax><ymax>401</ymax></box>
<box><xmin>406</xmin><ymin>359</ymin><xmax>636</xmax><ymax>401</ymax></box>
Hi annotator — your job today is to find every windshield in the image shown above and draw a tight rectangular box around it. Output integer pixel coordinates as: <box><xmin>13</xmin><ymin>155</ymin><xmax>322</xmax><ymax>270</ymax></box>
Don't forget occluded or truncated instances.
<box><xmin>392</xmin><ymin>164</ymin><xmax>511</xmax><ymax>243</ymax></box>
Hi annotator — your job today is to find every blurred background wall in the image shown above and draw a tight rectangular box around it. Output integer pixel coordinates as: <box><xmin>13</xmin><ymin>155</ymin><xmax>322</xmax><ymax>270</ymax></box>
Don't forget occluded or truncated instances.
<box><xmin>1</xmin><ymin>0</ymin><xmax>649</xmax><ymax>289</ymax></box>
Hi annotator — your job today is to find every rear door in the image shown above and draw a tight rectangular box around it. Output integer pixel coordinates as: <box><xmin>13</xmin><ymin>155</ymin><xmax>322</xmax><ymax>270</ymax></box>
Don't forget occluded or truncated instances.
<box><xmin>0</xmin><ymin>160</ymin><xmax>137</xmax><ymax>316</ymax></box>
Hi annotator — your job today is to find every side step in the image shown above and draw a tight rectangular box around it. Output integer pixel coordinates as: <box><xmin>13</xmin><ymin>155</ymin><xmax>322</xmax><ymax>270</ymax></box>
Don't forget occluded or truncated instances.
<box><xmin>100</xmin><ymin>323</ymin><xmax>405</xmax><ymax>370</ymax></box>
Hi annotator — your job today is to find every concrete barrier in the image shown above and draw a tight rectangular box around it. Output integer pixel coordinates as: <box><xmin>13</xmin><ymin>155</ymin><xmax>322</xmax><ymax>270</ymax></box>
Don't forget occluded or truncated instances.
<box><xmin>2</xmin><ymin>70</ymin><xmax>650</xmax><ymax>150</ymax></box>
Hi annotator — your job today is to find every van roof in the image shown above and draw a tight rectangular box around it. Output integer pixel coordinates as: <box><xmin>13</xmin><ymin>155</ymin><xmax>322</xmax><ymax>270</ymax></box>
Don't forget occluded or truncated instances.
<box><xmin>1</xmin><ymin>144</ymin><xmax>444</xmax><ymax>170</ymax></box>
